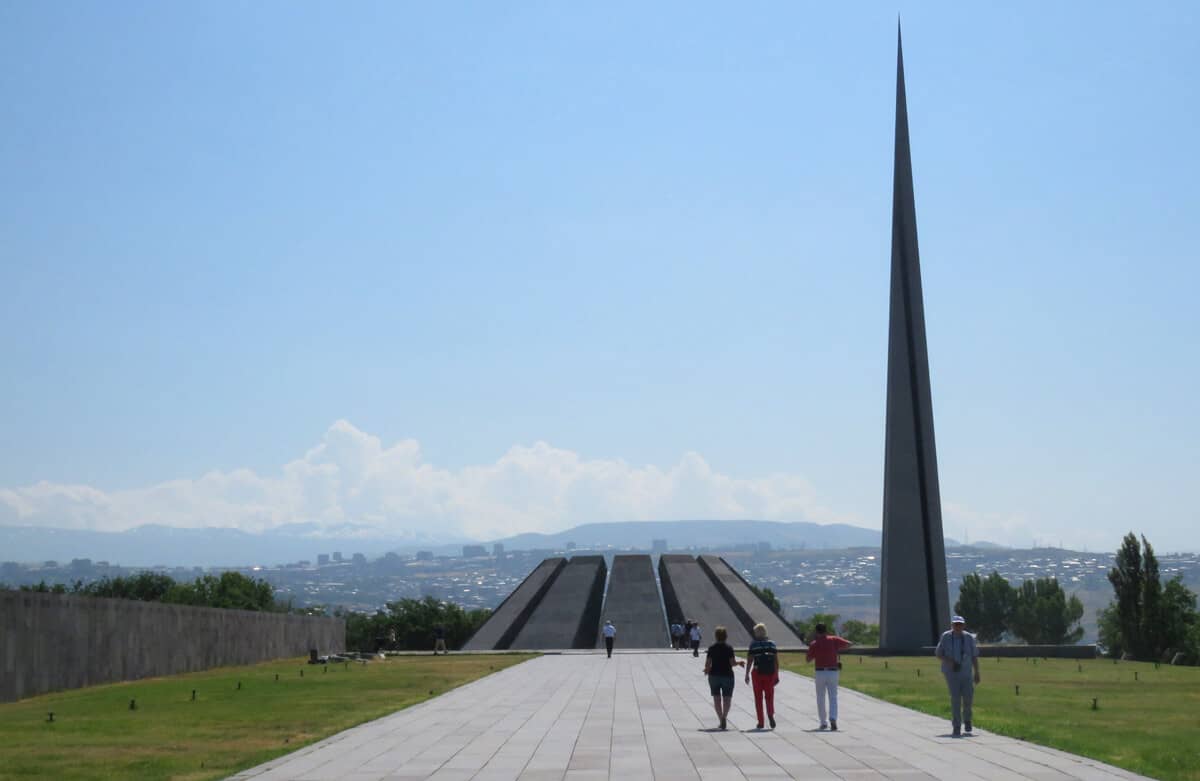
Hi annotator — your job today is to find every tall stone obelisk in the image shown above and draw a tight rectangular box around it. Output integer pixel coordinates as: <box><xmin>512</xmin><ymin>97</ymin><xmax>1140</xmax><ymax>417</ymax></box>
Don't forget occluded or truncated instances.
<box><xmin>878</xmin><ymin>26</ymin><xmax>951</xmax><ymax>651</ymax></box>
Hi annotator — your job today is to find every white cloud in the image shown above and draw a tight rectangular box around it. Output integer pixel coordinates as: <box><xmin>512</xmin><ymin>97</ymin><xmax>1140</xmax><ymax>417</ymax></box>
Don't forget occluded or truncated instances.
<box><xmin>0</xmin><ymin>420</ymin><xmax>852</xmax><ymax>539</ymax></box>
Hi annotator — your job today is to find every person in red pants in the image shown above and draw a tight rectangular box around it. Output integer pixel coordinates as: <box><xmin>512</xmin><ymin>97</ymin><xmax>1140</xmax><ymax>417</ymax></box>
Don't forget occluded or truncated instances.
<box><xmin>744</xmin><ymin>622</ymin><xmax>780</xmax><ymax>729</ymax></box>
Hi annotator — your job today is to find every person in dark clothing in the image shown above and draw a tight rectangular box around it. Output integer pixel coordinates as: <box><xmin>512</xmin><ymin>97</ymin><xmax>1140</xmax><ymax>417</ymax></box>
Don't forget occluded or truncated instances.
<box><xmin>703</xmin><ymin>625</ymin><xmax>745</xmax><ymax>730</ymax></box>
<box><xmin>602</xmin><ymin>619</ymin><xmax>616</xmax><ymax>658</ymax></box>
<box><xmin>433</xmin><ymin>624</ymin><xmax>447</xmax><ymax>655</ymax></box>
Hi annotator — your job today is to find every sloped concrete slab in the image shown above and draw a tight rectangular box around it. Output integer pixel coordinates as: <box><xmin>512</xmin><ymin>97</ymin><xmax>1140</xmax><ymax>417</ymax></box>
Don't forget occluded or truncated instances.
<box><xmin>596</xmin><ymin>555</ymin><xmax>668</xmax><ymax>650</ymax></box>
<box><xmin>660</xmin><ymin>555</ymin><xmax>754</xmax><ymax>648</ymax></box>
<box><xmin>464</xmin><ymin>558</ymin><xmax>566</xmax><ymax>651</ymax></box>
<box><xmin>511</xmin><ymin>556</ymin><xmax>606</xmax><ymax>650</ymax></box>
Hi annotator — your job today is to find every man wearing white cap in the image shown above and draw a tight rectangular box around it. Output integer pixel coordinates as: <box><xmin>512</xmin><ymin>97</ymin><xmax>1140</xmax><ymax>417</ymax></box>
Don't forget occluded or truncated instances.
<box><xmin>934</xmin><ymin>615</ymin><xmax>980</xmax><ymax>737</ymax></box>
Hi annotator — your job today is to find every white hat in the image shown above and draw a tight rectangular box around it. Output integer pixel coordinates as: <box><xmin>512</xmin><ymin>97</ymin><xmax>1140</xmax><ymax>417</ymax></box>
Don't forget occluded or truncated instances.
<box><xmin>951</xmin><ymin>615</ymin><xmax>966</xmax><ymax>624</ymax></box>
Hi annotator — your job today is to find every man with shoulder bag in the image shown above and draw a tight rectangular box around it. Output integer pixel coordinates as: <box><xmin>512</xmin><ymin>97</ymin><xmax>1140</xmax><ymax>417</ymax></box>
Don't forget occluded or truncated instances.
<box><xmin>935</xmin><ymin>615</ymin><xmax>981</xmax><ymax>737</ymax></box>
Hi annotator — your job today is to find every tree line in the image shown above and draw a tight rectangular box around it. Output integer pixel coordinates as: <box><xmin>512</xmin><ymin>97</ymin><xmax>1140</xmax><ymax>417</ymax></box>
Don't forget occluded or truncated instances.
<box><xmin>1099</xmin><ymin>533</ymin><xmax>1199</xmax><ymax>663</ymax></box>
<box><xmin>772</xmin><ymin>532</ymin><xmax>1197</xmax><ymax>664</ymax></box>
<box><xmin>954</xmin><ymin>572</ymin><xmax>1084</xmax><ymax>644</ymax></box>
<box><xmin>342</xmin><ymin>596</ymin><xmax>491</xmax><ymax>652</ymax></box>
<box><xmin>6</xmin><ymin>570</ymin><xmax>281</xmax><ymax>612</ymax></box>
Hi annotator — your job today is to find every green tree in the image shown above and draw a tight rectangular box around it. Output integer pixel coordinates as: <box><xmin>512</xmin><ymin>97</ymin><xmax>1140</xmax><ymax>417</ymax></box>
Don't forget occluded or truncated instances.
<box><xmin>81</xmin><ymin>572</ymin><xmax>177</xmax><ymax>602</ymax></box>
<box><xmin>164</xmin><ymin>572</ymin><xmax>277</xmax><ymax>611</ymax></box>
<box><xmin>1108</xmin><ymin>532</ymin><xmax>1150</xmax><ymax>658</ymax></box>
<box><xmin>1160</xmin><ymin>576</ymin><xmax>1199</xmax><ymax>661</ymax></box>
<box><xmin>839</xmin><ymin>619</ymin><xmax>880</xmax><ymax>645</ymax></box>
<box><xmin>1101</xmin><ymin>533</ymin><xmax>1197</xmax><ymax>661</ymax></box>
<box><xmin>793</xmin><ymin>613</ymin><xmax>840</xmax><ymax>642</ymax></box>
<box><xmin>954</xmin><ymin>571</ymin><xmax>1016</xmax><ymax>643</ymax></box>
<box><xmin>748</xmin><ymin>584</ymin><xmax>781</xmax><ymax>615</ymax></box>
<box><xmin>345</xmin><ymin>597</ymin><xmax>491</xmax><ymax>652</ymax></box>
<box><xmin>1009</xmin><ymin>577</ymin><xmax>1084</xmax><ymax>645</ymax></box>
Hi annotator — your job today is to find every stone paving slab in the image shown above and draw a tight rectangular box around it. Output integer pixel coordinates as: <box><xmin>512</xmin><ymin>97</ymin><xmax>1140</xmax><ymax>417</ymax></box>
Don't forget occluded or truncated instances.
<box><xmin>228</xmin><ymin>653</ymin><xmax>1152</xmax><ymax>781</ymax></box>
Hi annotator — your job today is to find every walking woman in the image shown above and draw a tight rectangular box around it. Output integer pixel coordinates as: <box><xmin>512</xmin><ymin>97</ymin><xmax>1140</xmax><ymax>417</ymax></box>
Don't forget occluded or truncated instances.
<box><xmin>744</xmin><ymin>622</ymin><xmax>780</xmax><ymax>729</ymax></box>
<box><xmin>703</xmin><ymin>626</ymin><xmax>745</xmax><ymax>730</ymax></box>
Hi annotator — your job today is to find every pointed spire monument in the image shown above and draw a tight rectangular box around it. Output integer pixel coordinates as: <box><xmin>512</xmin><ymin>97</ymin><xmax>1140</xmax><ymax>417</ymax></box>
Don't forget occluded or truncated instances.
<box><xmin>878</xmin><ymin>25</ymin><xmax>951</xmax><ymax>651</ymax></box>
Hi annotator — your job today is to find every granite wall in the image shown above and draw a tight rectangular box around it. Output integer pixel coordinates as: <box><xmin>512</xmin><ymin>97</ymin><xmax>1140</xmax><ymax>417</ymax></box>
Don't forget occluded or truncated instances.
<box><xmin>0</xmin><ymin>590</ymin><xmax>344</xmax><ymax>702</ymax></box>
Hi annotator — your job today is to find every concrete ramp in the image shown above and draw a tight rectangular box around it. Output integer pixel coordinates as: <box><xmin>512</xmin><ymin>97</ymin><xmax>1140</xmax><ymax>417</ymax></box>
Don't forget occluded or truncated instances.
<box><xmin>463</xmin><ymin>557</ymin><xmax>566</xmax><ymax>650</ymax></box>
<box><xmin>658</xmin><ymin>555</ymin><xmax>752</xmax><ymax>648</ymax></box>
<box><xmin>698</xmin><ymin>555</ymin><xmax>805</xmax><ymax>648</ymax></box>
<box><xmin>595</xmin><ymin>554</ymin><xmax>668</xmax><ymax>649</ymax></box>
<box><xmin>511</xmin><ymin>556</ymin><xmax>607</xmax><ymax>650</ymax></box>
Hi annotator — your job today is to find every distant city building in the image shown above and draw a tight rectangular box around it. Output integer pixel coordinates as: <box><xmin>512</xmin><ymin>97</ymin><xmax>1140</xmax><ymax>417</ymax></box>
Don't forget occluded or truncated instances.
<box><xmin>493</xmin><ymin>543</ymin><xmax>505</xmax><ymax>556</ymax></box>
<box><xmin>317</xmin><ymin>554</ymin><xmax>330</xmax><ymax>566</ymax></box>
<box><xmin>415</xmin><ymin>551</ymin><xmax>434</xmax><ymax>561</ymax></box>
<box><xmin>651</xmin><ymin>539</ymin><xmax>668</xmax><ymax>554</ymax></box>
<box><xmin>352</xmin><ymin>553</ymin><xmax>367</xmax><ymax>565</ymax></box>
<box><xmin>463</xmin><ymin>545</ymin><xmax>488</xmax><ymax>558</ymax></box>
<box><xmin>332</xmin><ymin>552</ymin><xmax>343</xmax><ymax>562</ymax></box>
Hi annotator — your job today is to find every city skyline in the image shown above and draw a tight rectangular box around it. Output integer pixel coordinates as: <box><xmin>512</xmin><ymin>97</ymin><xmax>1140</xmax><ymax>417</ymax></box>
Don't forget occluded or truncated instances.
<box><xmin>3</xmin><ymin>5</ymin><xmax>1197</xmax><ymax>553</ymax></box>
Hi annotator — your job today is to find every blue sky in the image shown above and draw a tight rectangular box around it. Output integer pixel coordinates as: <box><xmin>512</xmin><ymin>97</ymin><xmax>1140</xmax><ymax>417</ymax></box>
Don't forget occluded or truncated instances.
<box><xmin>2</xmin><ymin>3</ymin><xmax>1197</xmax><ymax>551</ymax></box>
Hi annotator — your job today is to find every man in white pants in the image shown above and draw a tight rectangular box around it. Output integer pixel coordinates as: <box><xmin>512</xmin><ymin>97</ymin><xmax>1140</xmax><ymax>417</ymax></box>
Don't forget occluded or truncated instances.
<box><xmin>805</xmin><ymin>623</ymin><xmax>853</xmax><ymax>730</ymax></box>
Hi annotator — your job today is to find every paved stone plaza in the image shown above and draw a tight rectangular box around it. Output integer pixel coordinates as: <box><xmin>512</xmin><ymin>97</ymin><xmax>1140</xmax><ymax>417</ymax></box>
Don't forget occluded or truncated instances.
<box><xmin>230</xmin><ymin>653</ymin><xmax>1149</xmax><ymax>781</ymax></box>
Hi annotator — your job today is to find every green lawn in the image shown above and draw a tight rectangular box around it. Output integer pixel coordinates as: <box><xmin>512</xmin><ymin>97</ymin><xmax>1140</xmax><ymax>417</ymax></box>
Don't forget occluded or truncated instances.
<box><xmin>781</xmin><ymin>653</ymin><xmax>1200</xmax><ymax>781</ymax></box>
<box><xmin>0</xmin><ymin>653</ymin><xmax>532</xmax><ymax>781</ymax></box>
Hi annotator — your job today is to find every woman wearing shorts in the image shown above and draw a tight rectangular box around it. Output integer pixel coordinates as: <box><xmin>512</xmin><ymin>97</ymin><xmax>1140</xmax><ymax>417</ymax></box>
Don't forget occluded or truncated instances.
<box><xmin>703</xmin><ymin>625</ymin><xmax>744</xmax><ymax>730</ymax></box>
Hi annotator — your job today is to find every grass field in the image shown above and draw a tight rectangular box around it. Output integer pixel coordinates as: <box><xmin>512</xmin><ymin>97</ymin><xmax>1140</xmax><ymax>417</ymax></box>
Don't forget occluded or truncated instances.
<box><xmin>0</xmin><ymin>653</ymin><xmax>532</xmax><ymax>781</ymax></box>
<box><xmin>781</xmin><ymin>653</ymin><xmax>1200</xmax><ymax>781</ymax></box>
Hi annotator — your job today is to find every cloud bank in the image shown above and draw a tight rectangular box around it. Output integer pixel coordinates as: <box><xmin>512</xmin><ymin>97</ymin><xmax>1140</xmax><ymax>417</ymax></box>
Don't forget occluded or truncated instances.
<box><xmin>0</xmin><ymin>420</ymin><xmax>852</xmax><ymax>540</ymax></box>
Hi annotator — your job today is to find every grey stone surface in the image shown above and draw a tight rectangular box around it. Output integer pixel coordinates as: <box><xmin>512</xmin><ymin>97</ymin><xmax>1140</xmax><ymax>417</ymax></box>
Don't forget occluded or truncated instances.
<box><xmin>0</xmin><ymin>590</ymin><xmax>343</xmax><ymax>703</ymax></box>
<box><xmin>230</xmin><ymin>653</ymin><xmax>1153</xmax><ymax>781</ymax></box>
<box><xmin>879</xmin><ymin>27</ymin><xmax>951</xmax><ymax>652</ymax></box>
<box><xmin>659</xmin><ymin>555</ymin><xmax>753</xmax><ymax>649</ymax></box>
<box><xmin>465</xmin><ymin>558</ymin><xmax>567</xmax><ymax>651</ymax></box>
<box><xmin>511</xmin><ymin>556</ymin><xmax>607</xmax><ymax>650</ymax></box>
<box><xmin>595</xmin><ymin>555</ymin><xmax>668</xmax><ymax>650</ymax></box>
<box><xmin>697</xmin><ymin>556</ymin><xmax>805</xmax><ymax>649</ymax></box>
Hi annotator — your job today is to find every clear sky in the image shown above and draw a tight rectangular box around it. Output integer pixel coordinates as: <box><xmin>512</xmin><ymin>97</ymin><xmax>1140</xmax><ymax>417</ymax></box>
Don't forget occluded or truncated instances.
<box><xmin>2</xmin><ymin>3</ymin><xmax>1197</xmax><ymax>552</ymax></box>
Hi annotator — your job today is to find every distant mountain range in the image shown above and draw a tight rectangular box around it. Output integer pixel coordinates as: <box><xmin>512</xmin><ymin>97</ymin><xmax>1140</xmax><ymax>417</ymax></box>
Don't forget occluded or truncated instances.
<box><xmin>0</xmin><ymin>523</ymin><xmax>464</xmax><ymax>569</ymax></box>
<box><xmin>489</xmin><ymin>520</ymin><xmax>881</xmax><ymax>552</ymax></box>
<box><xmin>0</xmin><ymin>519</ymin><xmax>1004</xmax><ymax>569</ymax></box>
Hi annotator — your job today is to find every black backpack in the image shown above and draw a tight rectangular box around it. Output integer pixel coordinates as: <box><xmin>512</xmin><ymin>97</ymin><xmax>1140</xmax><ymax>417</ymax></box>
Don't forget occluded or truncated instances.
<box><xmin>752</xmin><ymin>643</ymin><xmax>777</xmax><ymax>675</ymax></box>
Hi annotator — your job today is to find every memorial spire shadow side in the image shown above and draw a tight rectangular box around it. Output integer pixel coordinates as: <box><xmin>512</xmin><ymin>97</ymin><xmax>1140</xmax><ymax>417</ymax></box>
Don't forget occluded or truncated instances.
<box><xmin>879</xmin><ymin>26</ymin><xmax>951</xmax><ymax>651</ymax></box>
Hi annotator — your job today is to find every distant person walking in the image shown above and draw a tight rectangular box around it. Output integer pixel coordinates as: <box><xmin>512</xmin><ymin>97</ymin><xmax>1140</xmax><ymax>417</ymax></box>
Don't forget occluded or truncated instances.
<box><xmin>689</xmin><ymin>622</ymin><xmax>702</xmax><ymax>657</ymax></box>
<box><xmin>433</xmin><ymin>624</ymin><xmax>447</xmax><ymax>655</ymax></box>
<box><xmin>602</xmin><ymin>619</ymin><xmax>616</xmax><ymax>658</ymax></box>
<box><xmin>935</xmin><ymin>615</ymin><xmax>981</xmax><ymax>737</ymax></box>
<box><xmin>670</xmin><ymin>622</ymin><xmax>683</xmax><ymax>649</ymax></box>
<box><xmin>745</xmin><ymin>623</ymin><xmax>780</xmax><ymax>729</ymax></box>
<box><xmin>805</xmin><ymin>622</ymin><xmax>852</xmax><ymax>730</ymax></box>
<box><xmin>703</xmin><ymin>626</ymin><xmax>745</xmax><ymax>730</ymax></box>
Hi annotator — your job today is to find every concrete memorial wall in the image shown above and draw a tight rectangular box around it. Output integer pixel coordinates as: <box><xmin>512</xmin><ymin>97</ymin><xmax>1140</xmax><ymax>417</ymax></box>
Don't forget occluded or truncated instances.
<box><xmin>463</xmin><ymin>557</ymin><xmax>567</xmax><ymax>651</ymax></box>
<box><xmin>595</xmin><ymin>554</ymin><xmax>668</xmax><ymax>650</ymax></box>
<box><xmin>659</xmin><ymin>554</ymin><xmax>753</xmax><ymax>648</ymax></box>
<box><xmin>510</xmin><ymin>555</ymin><xmax>606</xmax><ymax>650</ymax></box>
<box><xmin>0</xmin><ymin>590</ymin><xmax>344</xmax><ymax>703</ymax></box>
<box><xmin>697</xmin><ymin>555</ymin><xmax>805</xmax><ymax>648</ymax></box>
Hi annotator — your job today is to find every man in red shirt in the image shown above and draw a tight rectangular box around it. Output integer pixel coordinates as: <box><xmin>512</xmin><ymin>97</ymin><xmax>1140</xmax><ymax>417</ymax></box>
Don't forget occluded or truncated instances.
<box><xmin>805</xmin><ymin>622</ymin><xmax>853</xmax><ymax>730</ymax></box>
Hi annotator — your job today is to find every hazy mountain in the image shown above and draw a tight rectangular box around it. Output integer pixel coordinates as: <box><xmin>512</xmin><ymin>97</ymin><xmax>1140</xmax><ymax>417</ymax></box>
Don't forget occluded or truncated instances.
<box><xmin>489</xmin><ymin>520</ymin><xmax>880</xmax><ymax>552</ymax></box>
<box><xmin>0</xmin><ymin>523</ymin><xmax>466</xmax><ymax>568</ymax></box>
<box><xmin>2</xmin><ymin>518</ymin><xmax>951</xmax><ymax>569</ymax></box>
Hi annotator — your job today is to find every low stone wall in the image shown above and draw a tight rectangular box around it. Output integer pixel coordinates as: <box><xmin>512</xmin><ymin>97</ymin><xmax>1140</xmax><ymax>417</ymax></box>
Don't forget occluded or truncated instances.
<box><xmin>822</xmin><ymin>644</ymin><xmax>1100</xmax><ymax>659</ymax></box>
<box><xmin>0</xmin><ymin>591</ymin><xmax>344</xmax><ymax>703</ymax></box>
